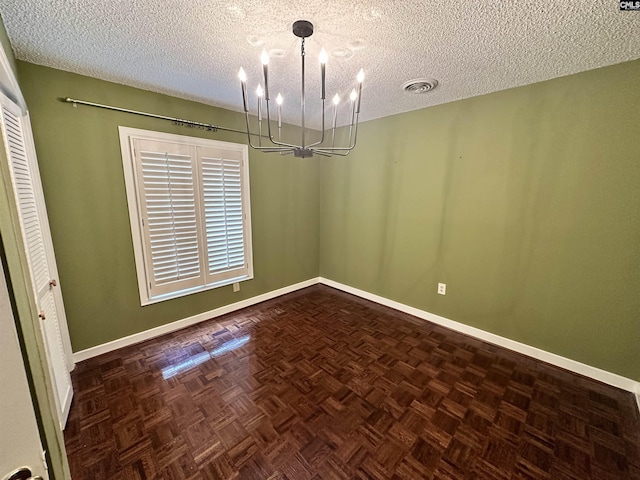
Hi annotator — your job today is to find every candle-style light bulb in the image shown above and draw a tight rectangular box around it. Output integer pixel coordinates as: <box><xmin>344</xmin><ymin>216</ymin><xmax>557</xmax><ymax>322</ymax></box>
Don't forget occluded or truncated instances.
<box><xmin>349</xmin><ymin>89</ymin><xmax>357</xmax><ymax>126</ymax></box>
<box><xmin>238</xmin><ymin>68</ymin><xmax>248</xmax><ymax>112</ymax></box>
<box><xmin>276</xmin><ymin>93</ymin><xmax>283</xmax><ymax>133</ymax></box>
<box><xmin>261</xmin><ymin>50</ymin><xmax>270</xmax><ymax>100</ymax></box>
<box><xmin>331</xmin><ymin>93</ymin><xmax>340</xmax><ymax>146</ymax></box>
<box><xmin>256</xmin><ymin>84</ymin><xmax>263</xmax><ymax>124</ymax></box>
<box><xmin>319</xmin><ymin>48</ymin><xmax>327</xmax><ymax>100</ymax></box>
<box><xmin>356</xmin><ymin>69</ymin><xmax>364</xmax><ymax>113</ymax></box>
<box><xmin>319</xmin><ymin>48</ymin><xmax>328</xmax><ymax>65</ymax></box>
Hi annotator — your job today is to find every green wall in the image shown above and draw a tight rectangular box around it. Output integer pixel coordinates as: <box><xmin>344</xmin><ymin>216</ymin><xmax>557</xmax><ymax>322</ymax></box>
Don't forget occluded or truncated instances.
<box><xmin>320</xmin><ymin>60</ymin><xmax>640</xmax><ymax>381</ymax></box>
<box><xmin>17</xmin><ymin>58</ymin><xmax>640</xmax><ymax>381</ymax></box>
<box><xmin>17</xmin><ymin>62</ymin><xmax>319</xmax><ymax>352</ymax></box>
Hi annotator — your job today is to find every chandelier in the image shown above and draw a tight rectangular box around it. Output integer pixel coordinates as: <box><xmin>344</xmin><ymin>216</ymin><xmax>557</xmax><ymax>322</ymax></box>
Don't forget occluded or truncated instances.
<box><xmin>238</xmin><ymin>20</ymin><xmax>364</xmax><ymax>158</ymax></box>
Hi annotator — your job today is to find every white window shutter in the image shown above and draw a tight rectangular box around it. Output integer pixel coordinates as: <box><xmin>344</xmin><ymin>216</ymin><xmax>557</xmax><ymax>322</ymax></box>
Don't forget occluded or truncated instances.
<box><xmin>133</xmin><ymin>139</ymin><xmax>204</xmax><ymax>296</ymax></box>
<box><xmin>120</xmin><ymin>127</ymin><xmax>252</xmax><ymax>305</ymax></box>
<box><xmin>198</xmin><ymin>146</ymin><xmax>248</xmax><ymax>283</ymax></box>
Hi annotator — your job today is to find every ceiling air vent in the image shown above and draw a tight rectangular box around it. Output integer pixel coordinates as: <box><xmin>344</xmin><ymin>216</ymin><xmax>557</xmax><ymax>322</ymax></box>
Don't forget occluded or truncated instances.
<box><xmin>402</xmin><ymin>78</ymin><xmax>438</xmax><ymax>94</ymax></box>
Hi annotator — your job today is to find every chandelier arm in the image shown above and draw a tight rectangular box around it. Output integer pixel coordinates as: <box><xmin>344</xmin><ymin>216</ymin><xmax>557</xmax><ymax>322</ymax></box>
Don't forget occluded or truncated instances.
<box><xmin>244</xmin><ymin>112</ymin><xmax>298</xmax><ymax>153</ymax></box>
<box><xmin>310</xmin><ymin>113</ymin><xmax>360</xmax><ymax>153</ymax></box>
<box><xmin>347</xmin><ymin>106</ymin><xmax>355</xmax><ymax>147</ymax></box>
<box><xmin>349</xmin><ymin>112</ymin><xmax>360</xmax><ymax>148</ymax></box>
<box><xmin>244</xmin><ymin>111</ymin><xmax>259</xmax><ymax>149</ymax></box>
<box><xmin>309</xmin><ymin>149</ymin><xmax>332</xmax><ymax>157</ymax></box>
<box><xmin>245</xmin><ymin>143</ymin><xmax>296</xmax><ymax>153</ymax></box>
<box><xmin>312</xmin><ymin>146</ymin><xmax>352</xmax><ymax>154</ymax></box>
<box><xmin>244</xmin><ymin>110</ymin><xmax>295</xmax><ymax>152</ymax></box>
<box><xmin>263</xmin><ymin>98</ymin><xmax>299</xmax><ymax>148</ymax></box>
<box><xmin>241</xmin><ymin>81</ymin><xmax>249</xmax><ymax>114</ymax></box>
<box><xmin>305</xmin><ymin>99</ymin><xmax>327</xmax><ymax>148</ymax></box>
<box><xmin>254</xmin><ymin>147</ymin><xmax>297</xmax><ymax>153</ymax></box>
<box><xmin>261</xmin><ymin>49</ymin><xmax>299</xmax><ymax>149</ymax></box>
<box><xmin>314</xmin><ymin>112</ymin><xmax>360</xmax><ymax>152</ymax></box>
<box><xmin>311</xmin><ymin>148</ymin><xmax>351</xmax><ymax>156</ymax></box>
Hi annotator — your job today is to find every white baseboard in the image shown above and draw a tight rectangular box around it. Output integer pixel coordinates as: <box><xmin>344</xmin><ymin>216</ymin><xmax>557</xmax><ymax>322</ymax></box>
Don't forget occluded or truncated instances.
<box><xmin>319</xmin><ymin>277</ymin><xmax>640</xmax><ymax>396</ymax></box>
<box><xmin>73</xmin><ymin>275</ymin><xmax>640</xmax><ymax>403</ymax></box>
<box><xmin>73</xmin><ymin>278</ymin><xmax>321</xmax><ymax>362</ymax></box>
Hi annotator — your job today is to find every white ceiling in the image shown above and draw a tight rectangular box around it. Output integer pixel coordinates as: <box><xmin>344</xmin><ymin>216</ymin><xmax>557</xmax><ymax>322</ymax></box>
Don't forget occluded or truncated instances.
<box><xmin>1</xmin><ymin>0</ymin><xmax>639</xmax><ymax>128</ymax></box>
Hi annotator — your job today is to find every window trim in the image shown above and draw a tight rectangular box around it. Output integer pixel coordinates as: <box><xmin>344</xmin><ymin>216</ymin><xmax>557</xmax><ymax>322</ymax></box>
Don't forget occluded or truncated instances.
<box><xmin>119</xmin><ymin>127</ymin><xmax>253</xmax><ymax>306</ymax></box>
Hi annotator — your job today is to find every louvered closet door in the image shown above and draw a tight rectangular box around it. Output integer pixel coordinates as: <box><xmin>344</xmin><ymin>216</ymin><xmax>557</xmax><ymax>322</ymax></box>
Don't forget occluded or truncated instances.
<box><xmin>0</xmin><ymin>93</ymin><xmax>73</xmax><ymax>428</ymax></box>
<box><xmin>197</xmin><ymin>146</ymin><xmax>249</xmax><ymax>283</ymax></box>
<box><xmin>133</xmin><ymin>139</ymin><xmax>204</xmax><ymax>296</ymax></box>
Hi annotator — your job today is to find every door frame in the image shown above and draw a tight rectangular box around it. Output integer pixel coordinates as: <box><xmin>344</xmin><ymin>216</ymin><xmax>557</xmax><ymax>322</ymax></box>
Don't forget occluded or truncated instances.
<box><xmin>0</xmin><ymin>37</ymin><xmax>71</xmax><ymax>480</ymax></box>
<box><xmin>0</xmin><ymin>240</ymin><xmax>50</xmax><ymax>480</ymax></box>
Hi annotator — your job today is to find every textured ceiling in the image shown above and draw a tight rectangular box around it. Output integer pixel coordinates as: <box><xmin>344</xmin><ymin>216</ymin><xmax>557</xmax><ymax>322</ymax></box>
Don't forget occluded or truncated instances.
<box><xmin>1</xmin><ymin>0</ymin><xmax>639</xmax><ymax>128</ymax></box>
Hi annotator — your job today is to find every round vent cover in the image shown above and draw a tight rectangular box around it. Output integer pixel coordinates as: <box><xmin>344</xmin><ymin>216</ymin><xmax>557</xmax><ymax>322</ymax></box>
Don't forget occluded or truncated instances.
<box><xmin>402</xmin><ymin>78</ymin><xmax>439</xmax><ymax>94</ymax></box>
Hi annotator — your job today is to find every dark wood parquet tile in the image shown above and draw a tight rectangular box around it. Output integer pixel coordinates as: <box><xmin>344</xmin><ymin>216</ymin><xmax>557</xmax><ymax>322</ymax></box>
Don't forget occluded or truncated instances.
<box><xmin>64</xmin><ymin>285</ymin><xmax>640</xmax><ymax>479</ymax></box>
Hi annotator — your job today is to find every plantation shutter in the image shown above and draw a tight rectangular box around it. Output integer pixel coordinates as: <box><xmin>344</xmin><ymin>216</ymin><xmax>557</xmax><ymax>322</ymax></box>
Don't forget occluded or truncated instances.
<box><xmin>133</xmin><ymin>139</ymin><xmax>204</xmax><ymax>296</ymax></box>
<box><xmin>198</xmin><ymin>146</ymin><xmax>249</xmax><ymax>283</ymax></box>
<box><xmin>122</xmin><ymin>127</ymin><xmax>252</xmax><ymax>304</ymax></box>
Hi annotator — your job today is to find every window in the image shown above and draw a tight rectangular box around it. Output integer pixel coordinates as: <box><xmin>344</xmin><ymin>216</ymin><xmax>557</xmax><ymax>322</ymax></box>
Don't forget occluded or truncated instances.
<box><xmin>119</xmin><ymin>127</ymin><xmax>252</xmax><ymax>305</ymax></box>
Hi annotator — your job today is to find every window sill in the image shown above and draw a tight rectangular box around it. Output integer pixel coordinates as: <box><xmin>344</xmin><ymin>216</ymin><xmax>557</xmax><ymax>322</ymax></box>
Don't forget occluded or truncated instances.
<box><xmin>141</xmin><ymin>274</ymin><xmax>252</xmax><ymax>306</ymax></box>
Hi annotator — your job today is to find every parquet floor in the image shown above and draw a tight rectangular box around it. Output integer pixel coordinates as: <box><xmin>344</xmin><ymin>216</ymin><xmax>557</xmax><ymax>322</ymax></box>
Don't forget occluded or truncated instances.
<box><xmin>64</xmin><ymin>285</ymin><xmax>640</xmax><ymax>479</ymax></box>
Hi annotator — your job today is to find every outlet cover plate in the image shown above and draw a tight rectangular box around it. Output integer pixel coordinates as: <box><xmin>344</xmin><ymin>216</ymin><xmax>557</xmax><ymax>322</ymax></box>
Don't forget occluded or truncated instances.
<box><xmin>438</xmin><ymin>283</ymin><xmax>446</xmax><ymax>295</ymax></box>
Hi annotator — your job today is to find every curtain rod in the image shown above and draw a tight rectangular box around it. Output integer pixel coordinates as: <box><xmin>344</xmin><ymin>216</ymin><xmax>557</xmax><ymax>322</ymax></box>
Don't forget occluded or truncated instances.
<box><xmin>63</xmin><ymin>97</ymin><xmax>261</xmax><ymax>137</ymax></box>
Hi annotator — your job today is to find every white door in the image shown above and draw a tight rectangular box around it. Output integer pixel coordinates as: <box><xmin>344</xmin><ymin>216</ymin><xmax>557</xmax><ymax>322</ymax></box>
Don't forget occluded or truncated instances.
<box><xmin>0</xmin><ymin>260</ymin><xmax>49</xmax><ymax>480</ymax></box>
<box><xmin>0</xmin><ymin>93</ymin><xmax>74</xmax><ymax>429</ymax></box>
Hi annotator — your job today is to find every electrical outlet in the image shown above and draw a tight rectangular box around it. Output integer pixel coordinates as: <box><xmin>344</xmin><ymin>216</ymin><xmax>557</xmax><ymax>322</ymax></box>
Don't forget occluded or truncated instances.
<box><xmin>233</xmin><ymin>282</ymin><xmax>240</xmax><ymax>292</ymax></box>
<box><xmin>437</xmin><ymin>283</ymin><xmax>446</xmax><ymax>295</ymax></box>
